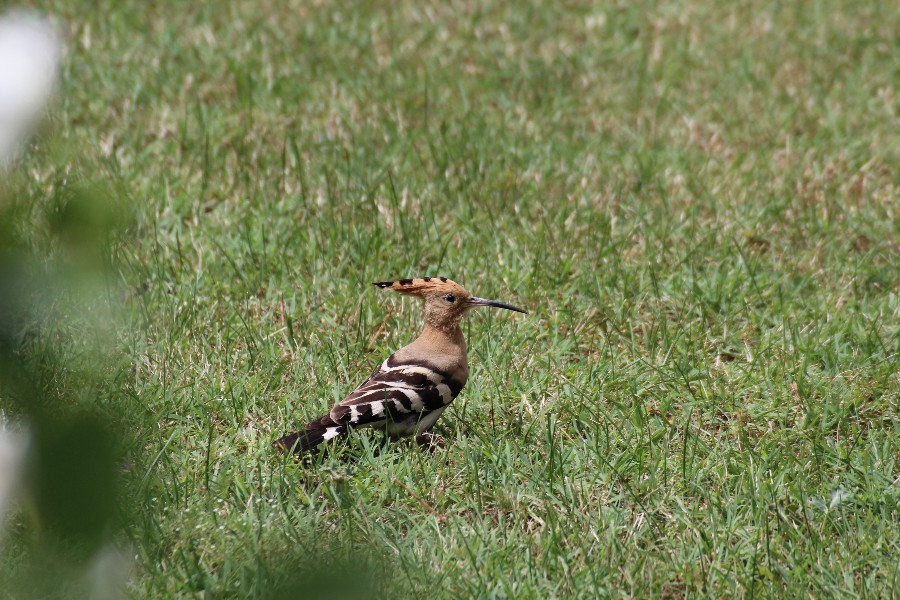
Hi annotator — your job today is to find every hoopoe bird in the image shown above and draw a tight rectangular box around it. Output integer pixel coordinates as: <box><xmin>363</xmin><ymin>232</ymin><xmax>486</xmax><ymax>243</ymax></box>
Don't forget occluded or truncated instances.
<box><xmin>274</xmin><ymin>277</ymin><xmax>526</xmax><ymax>453</ymax></box>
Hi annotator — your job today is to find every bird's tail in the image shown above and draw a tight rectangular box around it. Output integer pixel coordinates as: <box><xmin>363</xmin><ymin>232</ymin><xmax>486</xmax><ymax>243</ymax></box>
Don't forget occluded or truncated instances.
<box><xmin>273</xmin><ymin>414</ymin><xmax>346</xmax><ymax>453</ymax></box>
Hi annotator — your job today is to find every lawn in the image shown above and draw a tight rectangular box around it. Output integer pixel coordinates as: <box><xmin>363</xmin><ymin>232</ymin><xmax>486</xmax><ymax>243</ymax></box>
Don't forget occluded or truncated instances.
<box><xmin>1</xmin><ymin>0</ymin><xmax>897</xmax><ymax>597</ymax></box>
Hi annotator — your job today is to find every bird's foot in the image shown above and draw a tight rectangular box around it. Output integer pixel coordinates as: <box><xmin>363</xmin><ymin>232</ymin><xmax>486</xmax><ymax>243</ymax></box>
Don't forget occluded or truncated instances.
<box><xmin>415</xmin><ymin>432</ymin><xmax>446</xmax><ymax>451</ymax></box>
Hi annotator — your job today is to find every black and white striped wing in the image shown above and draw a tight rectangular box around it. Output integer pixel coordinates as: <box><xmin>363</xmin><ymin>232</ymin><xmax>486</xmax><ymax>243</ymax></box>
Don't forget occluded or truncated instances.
<box><xmin>329</xmin><ymin>356</ymin><xmax>464</xmax><ymax>429</ymax></box>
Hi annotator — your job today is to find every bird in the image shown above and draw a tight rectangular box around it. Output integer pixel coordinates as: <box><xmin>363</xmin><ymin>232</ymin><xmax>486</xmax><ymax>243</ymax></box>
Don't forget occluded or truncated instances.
<box><xmin>273</xmin><ymin>277</ymin><xmax>526</xmax><ymax>453</ymax></box>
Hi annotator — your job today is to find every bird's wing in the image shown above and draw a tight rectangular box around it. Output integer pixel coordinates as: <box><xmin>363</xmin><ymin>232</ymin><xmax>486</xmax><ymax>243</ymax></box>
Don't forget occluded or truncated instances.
<box><xmin>327</xmin><ymin>355</ymin><xmax>464</xmax><ymax>428</ymax></box>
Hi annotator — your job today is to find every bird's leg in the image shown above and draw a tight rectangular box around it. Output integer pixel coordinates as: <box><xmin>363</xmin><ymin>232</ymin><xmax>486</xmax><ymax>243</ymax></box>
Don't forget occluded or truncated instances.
<box><xmin>416</xmin><ymin>431</ymin><xmax>446</xmax><ymax>450</ymax></box>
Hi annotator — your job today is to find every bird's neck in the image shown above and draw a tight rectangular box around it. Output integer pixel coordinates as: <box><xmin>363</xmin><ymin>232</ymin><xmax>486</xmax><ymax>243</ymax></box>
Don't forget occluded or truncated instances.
<box><xmin>419</xmin><ymin>322</ymin><xmax>466</xmax><ymax>350</ymax></box>
<box><xmin>415</xmin><ymin>322</ymin><xmax>469</xmax><ymax>383</ymax></box>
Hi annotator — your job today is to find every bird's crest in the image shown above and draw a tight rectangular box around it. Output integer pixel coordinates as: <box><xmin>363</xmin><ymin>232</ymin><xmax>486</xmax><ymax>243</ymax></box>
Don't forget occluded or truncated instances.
<box><xmin>373</xmin><ymin>277</ymin><xmax>468</xmax><ymax>297</ymax></box>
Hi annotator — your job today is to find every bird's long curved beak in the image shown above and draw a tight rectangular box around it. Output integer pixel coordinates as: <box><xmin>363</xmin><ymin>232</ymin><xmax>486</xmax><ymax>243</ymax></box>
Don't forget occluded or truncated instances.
<box><xmin>468</xmin><ymin>297</ymin><xmax>528</xmax><ymax>314</ymax></box>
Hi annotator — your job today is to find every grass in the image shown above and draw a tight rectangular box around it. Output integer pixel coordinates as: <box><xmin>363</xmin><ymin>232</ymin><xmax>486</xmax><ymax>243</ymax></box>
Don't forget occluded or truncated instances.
<box><xmin>1</xmin><ymin>0</ymin><xmax>898</xmax><ymax>597</ymax></box>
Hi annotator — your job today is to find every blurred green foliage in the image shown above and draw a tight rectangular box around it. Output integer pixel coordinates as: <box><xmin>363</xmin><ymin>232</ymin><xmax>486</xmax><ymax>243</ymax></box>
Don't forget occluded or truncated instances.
<box><xmin>0</xmin><ymin>170</ymin><xmax>127</xmax><ymax>594</ymax></box>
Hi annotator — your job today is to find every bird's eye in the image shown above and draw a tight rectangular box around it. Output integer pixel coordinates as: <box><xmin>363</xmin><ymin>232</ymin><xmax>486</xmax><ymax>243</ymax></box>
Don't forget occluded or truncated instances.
<box><xmin>445</xmin><ymin>294</ymin><xmax>456</xmax><ymax>303</ymax></box>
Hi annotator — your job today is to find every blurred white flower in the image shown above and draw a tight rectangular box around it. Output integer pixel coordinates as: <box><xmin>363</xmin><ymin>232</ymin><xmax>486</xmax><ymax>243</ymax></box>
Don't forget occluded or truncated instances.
<box><xmin>0</xmin><ymin>9</ymin><xmax>63</xmax><ymax>164</ymax></box>
<box><xmin>88</xmin><ymin>543</ymin><xmax>133</xmax><ymax>600</ymax></box>
<box><xmin>0</xmin><ymin>416</ymin><xmax>29</xmax><ymax>546</ymax></box>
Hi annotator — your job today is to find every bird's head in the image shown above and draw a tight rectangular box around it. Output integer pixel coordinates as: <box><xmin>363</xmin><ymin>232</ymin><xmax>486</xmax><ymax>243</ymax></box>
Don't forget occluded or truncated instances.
<box><xmin>373</xmin><ymin>277</ymin><xmax>526</xmax><ymax>331</ymax></box>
